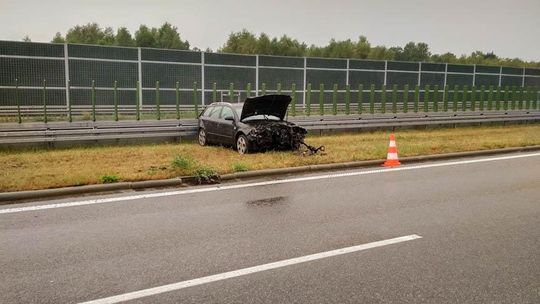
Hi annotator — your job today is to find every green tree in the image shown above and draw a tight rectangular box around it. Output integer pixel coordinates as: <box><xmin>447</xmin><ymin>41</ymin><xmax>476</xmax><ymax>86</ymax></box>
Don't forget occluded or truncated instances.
<box><xmin>355</xmin><ymin>36</ymin><xmax>371</xmax><ymax>59</ymax></box>
<box><xmin>397</xmin><ymin>42</ymin><xmax>431</xmax><ymax>61</ymax></box>
<box><xmin>65</xmin><ymin>23</ymin><xmax>110</xmax><ymax>45</ymax></box>
<box><xmin>115</xmin><ymin>27</ymin><xmax>135</xmax><ymax>47</ymax></box>
<box><xmin>154</xmin><ymin>22</ymin><xmax>189</xmax><ymax>49</ymax></box>
<box><xmin>220</xmin><ymin>29</ymin><xmax>258</xmax><ymax>54</ymax></box>
<box><xmin>51</xmin><ymin>32</ymin><xmax>65</xmax><ymax>43</ymax></box>
<box><xmin>135</xmin><ymin>25</ymin><xmax>156</xmax><ymax>47</ymax></box>
<box><xmin>22</xmin><ymin>35</ymin><xmax>31</xmax><ymax>42</ymax></box>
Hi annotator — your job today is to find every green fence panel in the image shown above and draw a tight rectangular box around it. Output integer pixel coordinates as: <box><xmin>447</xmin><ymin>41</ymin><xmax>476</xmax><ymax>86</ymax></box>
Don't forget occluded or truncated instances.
<box><xmin>332</xmin><ymin>84</ymin><xmax>338</xmax><ymax>115</ymax></box>
<box><xmin>42</xmin><ymin>79</ymin><xmax>47</xmax><ymax>123</ymax></box>
<box><xmin>306</xmin><ymin>83</ymin><xmax>312</xmax><ymax>116</ymax></box>
<box><xmin>496</xmin><ymin>86</ymin><xmax>501</xmax><ymax>110</ymax></box>
<box><xmin>113</xmin><ymin>81</ymin><xmax>118</xmax><ymax>121</ymax></box>
<box><xmin>414</xmin><ymin>85</ymin><xmax>420</xmax><ymax>113</ymax></box>
<box><xmin>358</xmin><ymin>84</ymin><xmax>363</xmax><ymax>114</ymax></box>
<box><xmin>229</xmin><ymin>82</ymin><xmax>234</xmax><ymax>102</ymax></box>
<box><xmin>423</xmin><ymin>85</ymin><xmax>430</xmax><ymax>112</ymax></box>
<box><xmin>462</xmin><ymin>85</ymin><xmax>468</xmax><ymax>111</ymax></box>
<box><xmin>433</xmin><ymin>85</ymin><xmax>439</xmax><ymax>112</ymax></box>
<box><xmin>453</xmin><ymin>85</ymin><xmax>459</xmax><ymax>112</ymax></box>
<box><xmin>345</xmin><ymin>84</ymin><xmax>350</xmax><ymax>115</ymax></box>
<box><xmin>403</xmin><ymin>84</ymin><xmax>409</xmax><ymax>113</ymax></box>
<box><xmin>391</xmin><ymin>84</ymin><xmax>398</xmax><ymax>113</ymax></box>
<box><xmin>443</xmin><ymin>85</ymin><xmax>449</xmax><ymax>112</ymax></box>
<box><xmin>370</xmin><ymin>84</ymin><xmax>375</xmax><ymax>114</ymax></box>
<box><xmin>155</xmin><ymin>81</ymin><xmax>160</xmax><ymax>120</ymax></box>
<box><xmin>479</xmin><ymin>85</ymin><xmax>485</xmax><ymax>111</ymax></box>
<box><xmin>193</xmin><ymin>81</ymin><xmax>199</xmax><ymax>117</ymax></box>
<box><xmin>15</xmin><ymin>78</ymin><xmax>21</xmax><ymax>123</ymax></box>
<box><xmin>381</xmin><ymin>85</ymin><xmax>386</xmax><ymax>114</ymax></box>
<box><xmin>135</xmin><ymin>81</ymin><xmax>140</xmax><ymax>121</ymax></box>
<box><xmin>470</xmin><ymin>86</ymin><xmax>476</xmax><ymax>111</ymax></box>
<box><xmin>319</xmin><ymin>83</ymin><xmax>324</xmax><ymax>115</ymax></box>
<box><xmin>503</xmin><ymin>85</ymin><xmax>510</xmax><ymax>110</ymax></box>
<box><xmin>91</xmin><ymin>80</ymin><xmax>96</xmax><ymax>121</ymax></box>
<box><xmin>487</xmin><ymin>85</ymin><xmax>494</xmax><ymax>110</ymax></box>
<box><xmin>175</xmin><ymin>82</ymin><xmax>180</xmax><ymax>119</ymax></box>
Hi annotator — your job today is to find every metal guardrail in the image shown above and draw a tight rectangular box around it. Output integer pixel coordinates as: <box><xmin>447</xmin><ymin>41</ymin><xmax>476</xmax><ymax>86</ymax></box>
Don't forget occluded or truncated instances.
<box><xmin>1</xmin><ymin>111</ymin><xmax>539</xmax><ymax>146</ymax></box>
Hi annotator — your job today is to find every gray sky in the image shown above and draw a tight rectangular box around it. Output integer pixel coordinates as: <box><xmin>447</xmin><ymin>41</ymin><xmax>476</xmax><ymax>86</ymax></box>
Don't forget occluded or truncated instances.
<box><xmin>1</xmin><ymin>0</ymin><xmax>539</xmax><ymax>60</ymax></box>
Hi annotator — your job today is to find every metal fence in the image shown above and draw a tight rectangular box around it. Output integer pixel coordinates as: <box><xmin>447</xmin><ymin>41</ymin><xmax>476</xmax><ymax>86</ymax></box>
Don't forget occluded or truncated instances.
<box><xmin>1</xmin><ymin>40</ymin><xmax>539</xmax><ymax>117</ymax></box>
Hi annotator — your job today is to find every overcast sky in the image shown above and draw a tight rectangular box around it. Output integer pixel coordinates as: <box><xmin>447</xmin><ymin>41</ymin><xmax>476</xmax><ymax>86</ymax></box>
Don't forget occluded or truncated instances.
<box><xmin>1</xmin><ymin>0</ymin><xmax>539</xmax><ymax>60</ymax></box>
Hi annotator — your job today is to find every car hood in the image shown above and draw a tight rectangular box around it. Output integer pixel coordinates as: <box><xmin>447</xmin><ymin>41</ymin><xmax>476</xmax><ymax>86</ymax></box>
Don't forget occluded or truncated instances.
<box><xmin>240</xmin><ymin>95</ymin><xmax>291</xmax><ymax>121</ymax></box>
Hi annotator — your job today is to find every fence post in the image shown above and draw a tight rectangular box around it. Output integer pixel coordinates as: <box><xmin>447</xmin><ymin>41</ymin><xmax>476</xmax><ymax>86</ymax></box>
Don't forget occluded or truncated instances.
<box><xmin>495</xmin><ymin>86</ymin><xmax>501</xmax><ymax>110</ymax></box>
<box><xmin>403</xmin><ymin>84</ymin><xmax>409</xmax><ymax>113</ymax></box>
<box><xmin>345</xmin><ymin>84</ymin><xmax>350</xmax><ymax>115</ymax></box>
<box><xmin>193</xmin><ymin>81</ymin><xmax>199</xmax><ymax>118</ymax></box>
<box><xmin>229</xmin><ymin>83</ymin><xmax>234</xmax><ymax>103</ymax></box>
<box><xmin>175</xmin><ymin>81</ymin><xmax>180</xmax><ymax>119</ymax></box>
<box><xmin>67</xmin><ymin>80</ymin><xmax>72</xmax><ymax>122</ymax></box>
<box><xmin>15</xmin><ymin>79</ymin><xmax>21</xmax><ymax>124</ymax></box>
<box><xmin>433</xmin><ymin>85</ymin><xmax>439</xmax><ymax>112</ymax></box>
<box><xmin>291</xmin><ymin>83</ymin><xmax>296</xmax><ymax>117</ymax></box>
<box><xmin>479</xmin><ymin>85</ymin><xmax>485</xmax><ymax>111</ymax></box>
<box><xmin>443</xmin><ymin>85</ymin><xmax>449</xmax><ymax>112</ymax></box>
<box><xmin>391</xmin><ymin>84</ymin><xmax>398</xmax><ymax>114</ymax></box>
<box><xmin>423</xmin><ymin>85</ymin><xmax>430</xmax><ymax>112</ymax></box>
<box><xmin>510</xmin><ymin>86</ymin><xmax>516</xmax><ymax>110</ymax></box>
<box><xmin>246</xmin><ymin>82</ymin><xmax>251</xmax><ymax>98</ymax></box>
<box><xmin>525</xmin><ymin>86</ymin><xmax>531</xmax><ymax>110</ymax></box>
<box><xmin>261</xmin><ymin>82</ymin><xmax>266</xmax><ymax>95</ymax></box>
<box><xmin>113</xmin><ymin>81</ymin><xmax>118</xmax><ymax>121</ymax></box>
<box><xmin>135</xmin><ymin>80</ymin><xmax>140</xmax><ymax>121</ymax></box>
<box><xmin>487</xmin><ymin>85</ymin><xmax>494</xmax><ymax>110</ymax></box>
<box><xmin>277</xmin><ymin>82</ymin><xmax>282</xmax><ymax>95</ymax></box>
<box><xmin>518</xmin><ymin>87</ymin><xmax>523</xmax><ymax>110</ymax></box>
<box><xmin>319</xmin><ymin>83</ymin><xmax>324</xmax><ymax>115</ymax></box>
<box><xmin>414</xmin><ymin>85</ymin><xmax>419</xmax><ymax>113</ymax></box>
<box><xmin>332</xmin><ymin>84</ymin><xmax>338</xmax><ymax>115</ymax></box>
<box><xmin>212</xmin><ymin>82</ymin><xmax>217</xmax><ymax>101</ymax></box>
<box><xmin>306</xmin><ymin>83</ymin><xmax>312</xmax><ymax>116</ymax></box>
<box><xmin>42</xmin><ymin>79</ymin><xmax>47</xmax><ymax>123</ymax></box>
<box><xmin>358</xmin><ymin>84</ymin><xmax>363</xmax><ymax>114</ymax></box>
<box><xmin>90</xmin><ymin>80</ymin><xmax>96</xmax><ymax>121</ymax></box>
<box><xmin>453</xmin><ymin>85</ymin><xmax>459</xmax><ymax>112</ymax></box>
<box><xmin>503</xmin><ymin>85</ymin><xmax>509</xmax><ymax>110</ymax></box>
<box><xmin>462</xmin><ymin>85</ymin><xmax>468</xmax><ymax>112</ymax></box>
<box><xmin>381</xmin><ymin>85</ymin><xmax>386</xmax><ymax>114</ymax></box>
<box><xmin>470</xmin><ymin>86</ymin><xmax>476</xmax><ymax>112</ymax></box>
<box><xmin>155</xmin><ymin>81</ymin><xmax>160</xmax><ymax>120</ymax></box>
<box><xmin>370</xmin><ymin>84</ymin><xmax>375</xmax><ymax>114</ymax></box>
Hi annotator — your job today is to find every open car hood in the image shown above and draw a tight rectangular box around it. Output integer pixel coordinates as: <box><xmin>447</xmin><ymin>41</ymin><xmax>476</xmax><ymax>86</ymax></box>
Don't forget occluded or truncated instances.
<box><xmin>240</xmin><ymin>94</ymin><xmax>291</xmax><ymax>121</ymax></box>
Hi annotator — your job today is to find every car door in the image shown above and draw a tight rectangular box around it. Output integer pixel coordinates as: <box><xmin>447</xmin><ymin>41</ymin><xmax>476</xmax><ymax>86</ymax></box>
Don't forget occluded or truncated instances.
<box><xmin>202</xmin><ymin>105</ymin><xmax>222</xmax><ymax>143</ymax></box>
<box><xmin>215</xmin><ymin>105</ymin><xmax>237</xmax><ymax>145</ymax></box>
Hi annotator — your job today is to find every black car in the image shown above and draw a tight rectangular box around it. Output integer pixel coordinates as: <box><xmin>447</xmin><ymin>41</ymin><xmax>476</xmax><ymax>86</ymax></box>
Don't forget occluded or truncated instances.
<box><xmin>197</xmin><ymin>95</ymin><xmax>307</xmax><ymax>154</ymax></box>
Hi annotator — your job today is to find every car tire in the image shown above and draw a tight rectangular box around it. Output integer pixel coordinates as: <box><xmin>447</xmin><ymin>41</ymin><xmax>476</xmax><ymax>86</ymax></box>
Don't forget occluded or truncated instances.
<box><xmin>198</xmin><ymin>128</ymin><xmax>207</xmax><ymax>146</ymax></box>
<box><xmin>236</xmin><ymin>134</ymin><xmax>251</xmax><ymax>154</ymax></box>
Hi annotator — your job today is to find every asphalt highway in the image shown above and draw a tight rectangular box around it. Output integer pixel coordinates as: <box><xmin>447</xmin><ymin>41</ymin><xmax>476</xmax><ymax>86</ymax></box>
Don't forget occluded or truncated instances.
<box><xmin>1</xmin><ymin>152</ymin><xmax>539</xmax><ymax>303</ymax></box>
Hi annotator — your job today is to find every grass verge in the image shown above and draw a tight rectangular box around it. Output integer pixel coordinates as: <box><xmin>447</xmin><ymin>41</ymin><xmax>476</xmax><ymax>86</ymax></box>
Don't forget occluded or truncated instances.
<box><xmin>1</xmin><ymin>124</ymin><xmax>539</xmax><ymax>192</ymax></box>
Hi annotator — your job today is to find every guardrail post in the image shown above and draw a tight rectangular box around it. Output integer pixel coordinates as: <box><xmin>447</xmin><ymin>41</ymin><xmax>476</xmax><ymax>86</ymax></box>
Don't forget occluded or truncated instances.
<box><xmin>113</xmin><ymin>81</ymin><xmax>119</xmax><ymax>121</ymax></box>
<box><xmin>291</xmin><ymin>83</ymin><xmax>296</xmax><ymax>117</ymax></box>
<box><xmin>261</xmin><ymin>82</ymin><xmax>266</xmax><ymax>95</ymax></box>
<box><xmin>277</xmin><ymin>82</ymin><xmax>282</xmax><ymax>95</ymax></box>
<box><xmin>229</xmin><ymin>83</ymin><xmax>234</xmax><ymax>103</ymax></box>
<box><xmin>403</xmin><ymin>84</ymin><xmax>409</xmax><ymax>113</ymax></box>
<box><xmin>319</xmin><ymin>83</ymin><xmax>324</xmax><ymax>115</ymax></box>
<box><xmin>479</xmin><ymin>85</ymin><xmax>485</xmax><ymax>111</ymax></box>
<box><xmin>91</xmin><ymin>80</ymin><xmax>96</xmax><ymax>122</ymax></box>
<box><xmin>193</xmin><ymin>81</ymin><xmax>199</xmax><ymax>118</ymax></box>
<box><xmin>212</xmin><ymin>82</ymin><xmax>217</xmax><ymax>101</ymax></box>
<box><xmin>470</xmin><ymin>85</ymin><xmax>476</xmax><ymax>112</ymax></box>
<box><xmin>175</xmin><ymin>81</ymin><xmax>180</xmax><ymax>119</ymax></box>
<box><xmin>246</xmin><ymin>82</ymin><xmax>252</xmax><ymax>98</ymax></box>
<box><xmin>414</xmin><ymin>85</ymin><xmax>419</xmax><ymax>113</ymax></box>
<box><xmin>381</xmin><ymin>84</ymin><xmax>386</xmax><ymax>114</ymax></box>
<box><xmin>423</xmin><ymin>85</ymin><xmax>430</xmax><ymax>112</ymax></box>
<box><xmin>345</xmin><ymin>84</ymin><xmax>350</xmax><ymax>115</ymax></box>
<box><xmin>332</xmin><ymin>84</ymin><xmax>338</xmax><ymax>115</ymax></box>
<box><xmin>135</xmin><ymin>81</ymin><xmax>140</xmax><ymax>121</ymax></box>
<box><xmin>453</xmin><ymin>85</ymin><xmax>459</xmax><ymax>112</ymax></box>
<box><xmin>391</xmin><ymin>84</ymin><xmax>398</xmax><ymax>113</ymax></box>
<box><xmin>433</xmin><ymin>85</ymin><xmax>439</xmax><ymax>112</ymax></box>
<box><xmin>496</xmin><ymin>86</ymin><xmax>501</xmax><ymax>110</ymax></box>
<box><xmin>369</xmin><ymin>84</ymin><xmax>375</xmax><ymax>114</ymax></box>
<box><xmin>306</xmin><ymin>83</ymin><xmax>312</xmax><ymax>116</ymax></box>
<box><xmin>67</xmin><ymin>80</ymin><xmax>72</xmax><ymax>122</ymax></box>
<box><xmin>358</xmin><ymin>84</ymin><xmax>363</xmax><ymax>114</ymax></box>
<box><xmin>155</xmin><ymin>81</ymin><xmax>160</xmax><ymax>120</ymax></box>
<box><xmin>487</xmin><ymin>85</ymin><xmax>494</xmax><ymax>111</ymax></box>
<box><xmin>462</xmin><ymin>85</ymin><xmax>468</xmax><ymax>112</ymax></box>
<box><xmin>15</xmin><ymin>79</ymin><xmax>21</xmax><ymax>124</ymax></box>
<box><xmin>503</xmin><ymin>85</ymin><xmax>509</xmax><ymax>110</ymax></box>
<box><xmin>443</xmin><ymin>85</ymin><xmax>449</xmax><ymax>112</ymax></box>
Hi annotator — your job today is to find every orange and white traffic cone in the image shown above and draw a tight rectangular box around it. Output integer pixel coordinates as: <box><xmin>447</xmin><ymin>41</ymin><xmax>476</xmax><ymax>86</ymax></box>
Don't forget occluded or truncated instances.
<box><xmin>383</xmin><ymin>134</ymin><xmax>401</xmax><ymax>167</ymax></box>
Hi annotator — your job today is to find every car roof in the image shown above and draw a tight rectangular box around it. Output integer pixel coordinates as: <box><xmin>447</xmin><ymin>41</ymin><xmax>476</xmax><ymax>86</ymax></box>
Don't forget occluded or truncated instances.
<box><xmin>208</xmin><ymin>102</ymin><xmax>243</xmax><ymax>108</ymax></box>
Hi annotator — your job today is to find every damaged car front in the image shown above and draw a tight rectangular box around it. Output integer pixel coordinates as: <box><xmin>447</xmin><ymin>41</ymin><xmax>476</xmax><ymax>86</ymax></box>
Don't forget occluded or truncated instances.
<box><xmin>197</xmin><ymin>94</ymin><xmax>311</xmax><ymax>154</ymax></box>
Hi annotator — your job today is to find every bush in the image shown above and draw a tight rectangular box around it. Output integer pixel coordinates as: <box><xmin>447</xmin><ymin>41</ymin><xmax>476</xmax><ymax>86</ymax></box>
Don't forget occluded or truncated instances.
<box><xmin>100</xmin><ymin>174</ymin><xmax>119</xmax><ymax>183</ymax></box>
<box><xmin>171</xmin><ymin>155</ymin><xmax>194</xmax><ymax>170</ymax></box>
<box><xmin>194</xmin><ymin>167</ymin><xmax>220</xmax><ymax>184</ymax></box>
<box><xmin>231</xmin><ymin>162</ymin><xmax>250</xmax><ymax>172</ymax></box>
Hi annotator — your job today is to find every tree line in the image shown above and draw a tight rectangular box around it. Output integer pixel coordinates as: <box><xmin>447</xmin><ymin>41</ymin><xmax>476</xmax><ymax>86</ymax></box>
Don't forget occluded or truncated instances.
<box><xmin>30</xmin><ymin>23</ymin><xmax>539</xmax><ymax>68</ymax></box>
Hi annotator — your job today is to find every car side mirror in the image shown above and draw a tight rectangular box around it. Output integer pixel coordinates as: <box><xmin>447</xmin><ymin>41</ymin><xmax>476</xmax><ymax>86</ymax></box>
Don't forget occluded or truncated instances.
<box><xmin>224</xmin><ymin>116</ymin><xmax>234</xmax><ymax>121</ymax></box>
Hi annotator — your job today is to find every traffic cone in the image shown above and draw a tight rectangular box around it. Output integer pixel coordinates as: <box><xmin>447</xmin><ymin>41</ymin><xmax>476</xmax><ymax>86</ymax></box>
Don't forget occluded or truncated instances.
<box><xmin>383</xmin><ymin>134</ymin><xmax>401</xmax><ymax>167</ymax></box>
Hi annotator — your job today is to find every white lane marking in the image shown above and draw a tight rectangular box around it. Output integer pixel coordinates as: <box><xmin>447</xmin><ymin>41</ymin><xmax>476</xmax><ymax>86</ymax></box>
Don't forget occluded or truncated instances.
<box><xmin>1</xmin><ymin>152</ymin><xmax>539</xmax><ymax>215</ymax></box>
<box><xmin>79</xmin><ymin>234</ymin><xmax>422</xmax><ymax>304</ymax></box>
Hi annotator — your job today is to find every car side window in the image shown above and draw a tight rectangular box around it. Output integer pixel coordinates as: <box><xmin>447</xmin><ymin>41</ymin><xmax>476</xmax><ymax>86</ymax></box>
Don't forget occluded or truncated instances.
<box><xmin>208</xmin><ymin>106</ymin><xmax>222</xmax><ymax>119</ymax></box>
<box><xmin>202</xmin><ymin>106</ymin><xmax>213</xmax><ymax>117</ymax></box>
<box><xmin>220</xmin><ymin>106</ymin><xmax>234</xmax><ymax>120</ymax></box>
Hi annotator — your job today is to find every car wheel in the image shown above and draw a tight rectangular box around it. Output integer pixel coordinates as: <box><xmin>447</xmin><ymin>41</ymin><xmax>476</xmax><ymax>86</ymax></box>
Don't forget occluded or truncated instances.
<box><xmin>236</xmin><ymin>134</ymin><xmax>250</xmax><ymax>154</ymax></box>
<box><xmin>198</xmin><ymin>128</ymin><xmax>207</xmax><ymax>146</ymax></box>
